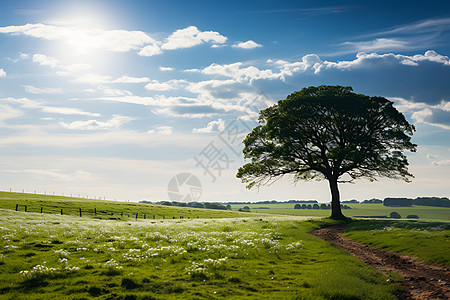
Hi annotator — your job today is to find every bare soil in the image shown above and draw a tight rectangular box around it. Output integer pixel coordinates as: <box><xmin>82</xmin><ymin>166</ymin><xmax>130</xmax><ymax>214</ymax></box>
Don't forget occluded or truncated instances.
<box><xmin>311</xmin><ymin>224</ymin><xmax>450</xmax><ymax>300</ymax></box>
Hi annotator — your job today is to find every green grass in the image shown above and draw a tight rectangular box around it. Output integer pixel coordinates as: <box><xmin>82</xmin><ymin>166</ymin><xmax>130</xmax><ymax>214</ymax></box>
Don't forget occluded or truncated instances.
<box><xmin>0</xmin><ymin>192</ymin><xmax>253</xmax><ymax>220</ymax></box>
<box><xmin>230</xmin><ymin>203</ymin><xmax>450</xmax><ymax>221</ymax></box>
<box><xmin>344</xmin><ymin>220</ymin><xmax>450</xmax><ymax>266</ymax></box>
<box><xmin>0</xmin><ymin>210</ymin><xmax>401</xmax><ymax>299</ymax></box>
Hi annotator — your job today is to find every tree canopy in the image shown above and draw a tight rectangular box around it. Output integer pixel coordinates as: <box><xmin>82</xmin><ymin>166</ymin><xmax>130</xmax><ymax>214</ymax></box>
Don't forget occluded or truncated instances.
<box><xmin>237</xmin><ymin>86</ymin><xmax>417</xmax><ymax>219</ymax></box>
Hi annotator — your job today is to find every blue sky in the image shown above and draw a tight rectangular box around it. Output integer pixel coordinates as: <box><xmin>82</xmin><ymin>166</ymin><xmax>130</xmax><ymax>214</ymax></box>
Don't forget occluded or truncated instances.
<box><xmin>0</xmin><ymin>0</ymin><xmax>449</xmax><ymax>202</ymax></box>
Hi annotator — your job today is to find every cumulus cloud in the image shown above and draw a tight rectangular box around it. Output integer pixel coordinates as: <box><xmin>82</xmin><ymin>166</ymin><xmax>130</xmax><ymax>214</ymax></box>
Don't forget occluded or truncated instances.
<box><xmin>32</xmin><ymin>53</ymin><xmax>59</xmax><ymax>68</ymax></box>
<box><xmin>159</xmin><ymin>66</ymin><xmax>174</xmax><ymax>71</ymax></box>
<box><xmin>59</xmin><ymin>115</ymin><xmax>135</xmax><ymax>130</ymax></box>
<box><xmin>0</xmin><ymin>68</ymin><xmax>6</xmax><ymax>77</ymax></box>
<box><xmin>201</xmin><ymin>62</ymin><xmax>278</xmax><ymax>83</ymax></box>
<box><xmin>161</xmin><ymin>26</ymin><xmax>227</xmax><ymax>50</ymax></box>
<box><xmin>193</xmin><ymin>118</ymin><xmax>225</xmax><ymax>133</ymax></box>
<box><xmin>232</xmin><ymin>40</ymin><xmax>262</xmax><ymax>49</ymax></box>
<box><xmin>25</xmin><ymin>85</ymin><xmax>62</xmax><ymax>94</ymax></box>
<box><xmin>390</xmin><ymin>97</ymin><xmax>450</xmax><ymax>130</ymax></box>
<box><xmin>138</xmin><ymin>43</ymin><xmax>162</xmax><ymax>56</ymax></box>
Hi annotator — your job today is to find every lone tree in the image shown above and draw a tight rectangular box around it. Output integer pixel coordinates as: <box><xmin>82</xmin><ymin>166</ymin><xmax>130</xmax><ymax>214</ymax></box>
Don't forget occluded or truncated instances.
<box><xmin>237</xmin><ymin>86</ymin><xmax>417</xmax><ymax>219</ymax></box>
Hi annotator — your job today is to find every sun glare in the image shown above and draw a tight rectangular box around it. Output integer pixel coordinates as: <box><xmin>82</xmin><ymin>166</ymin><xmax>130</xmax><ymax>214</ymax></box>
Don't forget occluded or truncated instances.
<box><xmin>45</xmin><ymin>2</ymin><xmax>123</xmax><ymax>73</ymax></box>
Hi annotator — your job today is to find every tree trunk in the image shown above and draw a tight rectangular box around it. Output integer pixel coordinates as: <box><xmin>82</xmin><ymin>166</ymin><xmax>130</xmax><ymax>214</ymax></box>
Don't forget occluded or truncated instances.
<box><xmin>328</xmin><ymin>177</ymin><xmax>346</xmax><ymax>220</ymax></box>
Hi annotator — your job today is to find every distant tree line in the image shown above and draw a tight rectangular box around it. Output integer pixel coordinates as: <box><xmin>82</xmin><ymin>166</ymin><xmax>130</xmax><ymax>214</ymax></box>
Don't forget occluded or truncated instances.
<box><xmin>383</xmin><ymin>197</ymin><xmax>450</xmax><ymax>207</ymax></box>
<box><xmin>139</xmin><ymin>201</ymin><xmax>230</xmax><ymax>210</ymax></box>
<box><xmin>224</xmin><ymin>199</ymin><xmax>318</xmax><ymax>205</ymax></box>
<box><xmin>341</xmin><ymin>198</ymin><xmax>383</xmax><ymax>204</ymax></box>
<box><xmin>294</xmin><ymin>203</ymin><xmax>351</xmax><ymax>210</ymax></box>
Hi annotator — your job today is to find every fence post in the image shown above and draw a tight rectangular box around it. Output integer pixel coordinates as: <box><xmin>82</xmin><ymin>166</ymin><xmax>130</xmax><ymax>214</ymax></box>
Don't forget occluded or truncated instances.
<box><xmin>94</xmin><ymin>208</ymin><xmax>97</xmax><ymax>216</ymax></box>
<box><xmin>144</xmin><ymin>214</ymin><xmax>146</xmax><ymax>219</ymax></box>
<box><xmin>135</xmin><ymin>213</ymin><xmax>138</xmax><ymax>220</ymax></box>
<box><xmin>60</xmin><ymin>209</ymin><xmax>63</xmax><ymax>215</ymax></box>
<box><xmin>24</xmin><ymin>205</ymin><xmax>27</xmax><ymax>212</ymax></box>
<box><xmin>15</xmin><ymin>204</ymin><xmax>18</xmax><ymax>211</ymax></box>
<box><xmin>153</xmin><ymin>215</ymin><xmax>155</xmax><ymax>219</ymax></box>
<box><xmin>79</xmin><ymin>208</ymin><xmax>82</xmax><ymax>217</ymax></box>
<box><xmin>41</xmin><ymin>207</ymin><xmax>43</xmax><ymax>213</ymax></box>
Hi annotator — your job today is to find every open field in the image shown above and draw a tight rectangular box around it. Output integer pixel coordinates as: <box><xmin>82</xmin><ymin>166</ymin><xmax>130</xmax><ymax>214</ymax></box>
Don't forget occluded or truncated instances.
<box><xmin>0</xmin><ymin>192</ymin><xmax>253</xmax><ymax>220</ymax></box>
<box><xmin>0</xmin><ymin>193</ymin><xmax>448</xmax><ymax>299</ymax></box>
<box><xmin>0</xmin><ymin>209</ymin><xmax>402</xmax><ymax>299</ymax></box>
<box><xmin>230</xmin><ymin>203</ymin><xmax>450</xmax><ymax>221</ymax></box>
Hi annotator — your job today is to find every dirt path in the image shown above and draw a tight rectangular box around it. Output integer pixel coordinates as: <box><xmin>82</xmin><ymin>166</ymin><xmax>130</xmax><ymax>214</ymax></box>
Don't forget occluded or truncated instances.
<box><xmin>311</xmin><ymin>225</ymin><xmax>450</xmax><ymax>300</ymax></box>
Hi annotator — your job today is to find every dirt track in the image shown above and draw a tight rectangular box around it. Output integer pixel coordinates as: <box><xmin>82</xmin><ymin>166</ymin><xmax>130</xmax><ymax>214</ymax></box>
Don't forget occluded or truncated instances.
<box><xmin>311</xmin><ymin>225</ymin><xmax>450</xmax><ymax>300</ymax></box>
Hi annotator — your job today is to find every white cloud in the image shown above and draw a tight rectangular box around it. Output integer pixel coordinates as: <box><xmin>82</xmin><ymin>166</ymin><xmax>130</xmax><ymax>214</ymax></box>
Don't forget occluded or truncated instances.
<box><xmin>232</xmin><ymin>40</ymin><xmax>262</xmax><ymax>49</ymax></box>
<box><xmin>426</xmin><ymin>154</ymin><xmax>439</xmax><ymax>160</ymax></box>
<box><xmin>391</xmin><ymin>97</ymin><xmax>450</xmax><ymax>130</ymax></box>
<box><xmin>98</xmin><ymin>86</ymin><xmax>133</xmax><ymax>96</ymax></box>
<box><xmin>364</xmin><ymin>17</ymin><xmax>450</xmax><ymax>37</ymax></box>
<box><xmin>138</xmin><ymin>43</ymin><xmax>162</xmax><ymax>56</ymax></box>
<box><xmin>193</xmin><ymin>118</ymin><xmax>225</xmax><ymax>133</ymax></box>
<box><xmin>159</xmin><ymin>66</ymin><xmax>174</xmax><ymax>71</ymax></box>
<box><xmin>262</xmin><ymin>51</ymin><xmax>450</xmax><ymax>78</ymax></box>
<box><xmin>113</xmin><ymin>75</ymin><xmax>150</xmax><ymax>83</ymax></box>
<box><xmin>341</xmin><ymin>38</ymin><xmax>409</xmax><ymax>52</ymax></box>
<box><xmin>161</xmin><ymin>26</ymin><xmax>227</xmax><ymax>50</ymax></box>
<box><xmin>201</xmin><ymin>62</ymin><xmax>278</xmax><ymax>83</ymax></box>
<box><xmin>432</xmin><ymin>160</ymin><xmax>450</xmax><ymax>166</ymax></box>
<box><xmin>59</xmin><ymin>115</ymin><xmax>135</xmax><ymax>130</ymax></box>
<box><xmin>275</xmin><ymin>54</ymin><xmax>324</xmax><ymax>76</ymax></box>
<box><xmin>32</xmin><ymin>53</ymin><xmax>59</xmax><ymax>68</ymax></box>
<box><xmin>2</xmin><ymin>97</ymin><xmax>101</xmax><ymax>117</ymax></box>
<box><xmin>25</xmin><ymin>85</ymin><xmax>62</xmax><ymax>94</ymax></box>
<box><xmin>41</xmin><ymin>106</ymin><xmax>100</xmax><ymax>117</ymax></box>
<box><xmin>322</xmin><ymin>51</ymin><xmax>450</xmax><ymax>70</ymax></box>
<box><xmin>147</xmin><ymin>126</ymin><xmax>173</xmax><ymax>135</ymax></box>
<box><xmin>144</xmin><ymin>79</ymin><xmax>188</xmax><ymax>91</ymax></box>
<box><xmin>0</xmin><ymin>23</ymin><xmax>155</xmax><ymax>53</ymax></box>
<box><xmin>0</xmin><ymin>68</ymin><xmax>6</xmax><ymax>77</ymax></box>
<box><xmin>0</xmin><ymin>104</ymin><xmax>24</xmax><ymax>120</ymax></box>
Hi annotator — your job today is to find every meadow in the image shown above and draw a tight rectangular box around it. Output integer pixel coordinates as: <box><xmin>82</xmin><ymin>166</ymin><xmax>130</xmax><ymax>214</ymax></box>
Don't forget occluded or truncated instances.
<box><xmin>0</xmin><ymin>209</ymin><xmax>400</xmax><ymax>299</ymax></box>
<box><xmin>1</xmin><ymin>192</ymin><xmax>449</xmax><ymax>299</ymax></box>
<box><xmin>230</xmin><ymin>203</ymin><xmax>450</xmax><ymax>221</ymax></box>
<box><xmin>0</xmin><ymin>192</ymin><xmax>249</xmax><ymax>220</ymax></box>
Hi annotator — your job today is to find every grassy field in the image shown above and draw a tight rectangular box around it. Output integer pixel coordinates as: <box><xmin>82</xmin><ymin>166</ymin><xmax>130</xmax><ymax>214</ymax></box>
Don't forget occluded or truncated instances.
<box><xmin>230</xmin><ymin>203</ymin><xmax>450</xmax><ymax>221</ymax></box>
<box><xmin>344</xmin><ymin>220</ymin><xmax>450</xmax><ymax>266</ymax></box>
<box><xmin>0</xmin><ymin>192</ymin><xmax>252</xmax><ymax>220</ymax></box>
<box><xmin>0</xmin><ymin>193</ymin><xmax>448</xmax><ymax>299</ymax></box>
<box><xmin>0</xmin><ymin>209</ymin><xmax>402</xmax><ymax>299</ymax></box>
